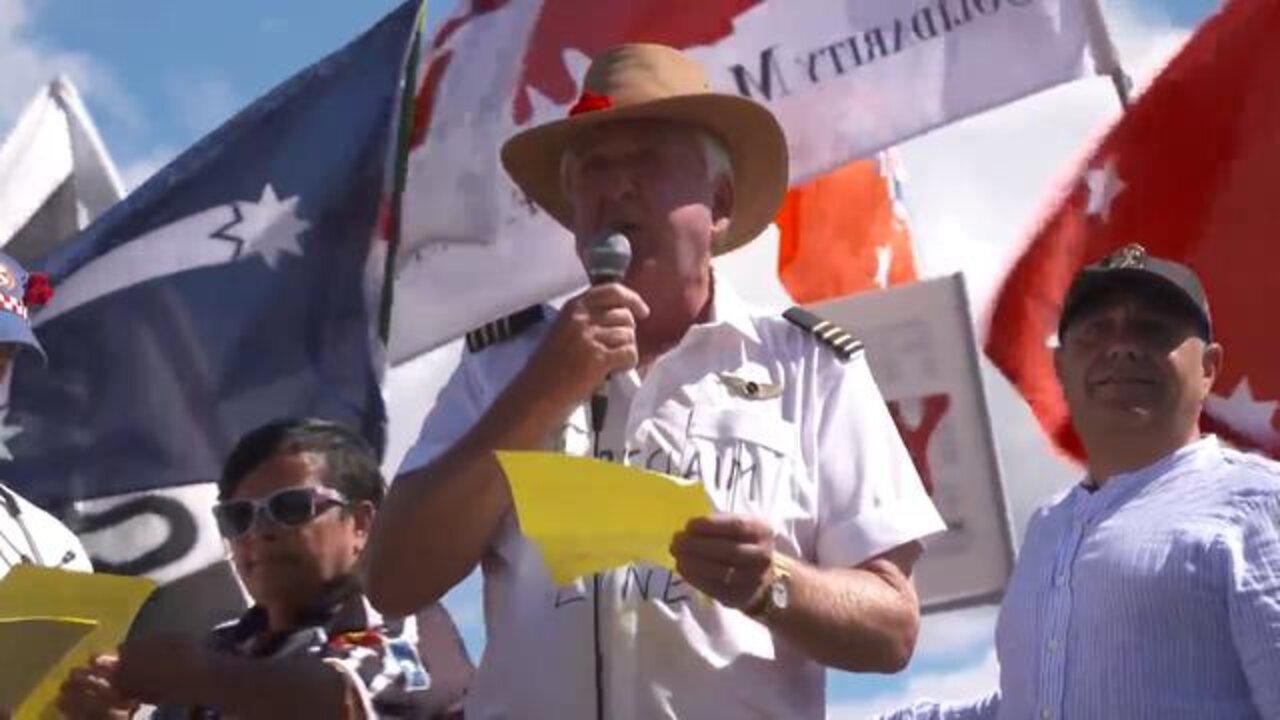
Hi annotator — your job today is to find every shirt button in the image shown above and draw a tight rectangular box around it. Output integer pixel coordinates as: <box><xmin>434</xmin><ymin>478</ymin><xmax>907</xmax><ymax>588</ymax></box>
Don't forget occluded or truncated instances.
<box><xmin>1042</xmin><ymin>708</ymin><xmax>1052</xmax><ymax>719</ymax></box>
<box><xmin>1048</xmin><ymin>639</ymin><xmax>1059</xmax><ymax>651</ymax></box>
<box><xmin>1054</xmin><ymin>573</ymin><xmax>1066</xmax><ymax>586</ymax></box>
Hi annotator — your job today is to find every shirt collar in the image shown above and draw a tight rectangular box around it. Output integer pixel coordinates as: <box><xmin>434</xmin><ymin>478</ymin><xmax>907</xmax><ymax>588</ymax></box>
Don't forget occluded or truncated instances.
<box><xmin>213</xmin><ymin>574</ymin><xmax>368</xmax><ymax>653</ymax></box>
<box><xmin>700</xmin><ymin>273</ymin><xmax>761</xmax><ymax>345</ymax></box>
<box><xmin>1075</xmin><ymin>435</ymin><xmax>1220</xmax><ymax>513</ymax></box>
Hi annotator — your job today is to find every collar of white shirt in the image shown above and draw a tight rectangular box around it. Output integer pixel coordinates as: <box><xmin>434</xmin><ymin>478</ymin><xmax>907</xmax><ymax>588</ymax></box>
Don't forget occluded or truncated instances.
<box><xmin>696</xmin><ymin>273</ymin><xmax>762</xmax><ymax>346</ymax></box>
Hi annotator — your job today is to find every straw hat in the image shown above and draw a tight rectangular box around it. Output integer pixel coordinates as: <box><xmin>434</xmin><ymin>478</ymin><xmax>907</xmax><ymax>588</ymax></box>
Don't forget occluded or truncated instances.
<box><xmin>500</xmin><ymin>43</ymin><xmax>788</xmax><ymax>255</ymax></box>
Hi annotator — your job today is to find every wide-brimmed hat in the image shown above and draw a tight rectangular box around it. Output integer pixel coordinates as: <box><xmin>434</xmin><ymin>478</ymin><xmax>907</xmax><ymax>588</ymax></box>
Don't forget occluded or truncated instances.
<box><xmin>500</xmin><ymin>43</ymin><xmax>789</xmax><ymax>256</ymax></box>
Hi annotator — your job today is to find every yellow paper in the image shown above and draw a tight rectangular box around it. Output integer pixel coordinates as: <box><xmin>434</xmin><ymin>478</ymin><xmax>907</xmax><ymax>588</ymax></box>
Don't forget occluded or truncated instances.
<box><xmin>0</xmin><ymin>566</ymin><xmax>155</xmax><ymax>720</ymax></box>
<box><xmin>497</xmin><ymin>451</ymin><xmax>713</xmax><ymax>585</ymax></box>
<box><xmin>0</xmin><ymin>616</ymin><xmax>97</xmax><ymax>712</ymax></box>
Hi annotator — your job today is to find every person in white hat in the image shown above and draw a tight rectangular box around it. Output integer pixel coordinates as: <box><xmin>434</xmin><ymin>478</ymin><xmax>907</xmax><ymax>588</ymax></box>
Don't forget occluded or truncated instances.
<box><xmin>0</xmin><ymin>251</ymin><xmax>91</xmax><ymax>578</ymax></box>
<box><xmin>367</xmin><ymin>43</ymin><xmax>944</xmax><ymax>718</ymax></box>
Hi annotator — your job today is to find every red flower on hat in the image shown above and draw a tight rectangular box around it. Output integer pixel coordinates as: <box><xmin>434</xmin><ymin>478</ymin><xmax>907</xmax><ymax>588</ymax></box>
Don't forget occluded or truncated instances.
<box><xmin>24</xmin><ymin>272</ymin><xmax>53</xmax><ymax>308</ymax></box>
<box><xmin>568</xmin><ymin>91</ymin><xmax>612</xmax><ymax>117</ymax></box>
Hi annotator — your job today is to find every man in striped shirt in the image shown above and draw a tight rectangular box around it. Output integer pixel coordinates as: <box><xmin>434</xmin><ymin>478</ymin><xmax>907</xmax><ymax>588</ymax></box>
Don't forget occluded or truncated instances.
<box><xmin>887</xmin><ymin>244</ymin><xmax>1280</xmax><ymax>719</ymax></box>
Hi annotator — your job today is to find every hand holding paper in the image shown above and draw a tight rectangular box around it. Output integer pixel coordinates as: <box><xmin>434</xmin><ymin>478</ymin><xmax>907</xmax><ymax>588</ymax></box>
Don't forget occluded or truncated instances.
<box><xmin>0</xmin><ymin>617</ymin><xmax>97</xmax><ymax>713</ymax></box>
<box><xmin>497</xmin><ymin>451</ymin><xmax>713</xmax><ymax>585</ymax></box>
<box><xmin>0</xmin><ymin>566</ymin><xmax>155</xmax><ymax>719</ymax></box>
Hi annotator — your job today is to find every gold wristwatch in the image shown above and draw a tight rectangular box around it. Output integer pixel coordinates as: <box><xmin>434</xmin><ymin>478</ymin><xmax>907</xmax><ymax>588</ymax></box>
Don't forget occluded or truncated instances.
<box><xmin>745</xmin><ymin>552</ymin><xmax>794</xmax><ymax>622</ymax></box>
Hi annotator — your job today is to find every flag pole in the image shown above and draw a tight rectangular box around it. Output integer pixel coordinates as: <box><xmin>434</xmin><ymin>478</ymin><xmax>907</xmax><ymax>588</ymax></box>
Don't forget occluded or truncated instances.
<box><xmin>1084</xmin><ymin>0</ymin><xmax>1132</xmax><ymax>108</ymax></box>
<box><xmin>377</xmin><ymin>0</ymin><xmax>427</xmax><ymax>345</ymax></box>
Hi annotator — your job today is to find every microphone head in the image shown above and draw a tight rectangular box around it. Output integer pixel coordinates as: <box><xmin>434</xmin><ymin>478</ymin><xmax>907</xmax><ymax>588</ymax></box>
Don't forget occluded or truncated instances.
<box><xmin>585</xmin><ymin>231</ymin><xmax>632</xmax><ymax>284</ymax></box>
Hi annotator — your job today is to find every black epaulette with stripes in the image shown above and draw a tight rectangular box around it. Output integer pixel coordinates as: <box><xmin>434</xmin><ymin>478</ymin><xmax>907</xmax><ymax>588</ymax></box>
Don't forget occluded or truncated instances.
<box><xmin>782</xmin><ymin>307</ymin><xmax>863</xmax><ymax>361</ymax></box>
<box><xmin>465</xmin><ymin>305</ymin><xmax>546</xmax><ymax>353</ymax></box>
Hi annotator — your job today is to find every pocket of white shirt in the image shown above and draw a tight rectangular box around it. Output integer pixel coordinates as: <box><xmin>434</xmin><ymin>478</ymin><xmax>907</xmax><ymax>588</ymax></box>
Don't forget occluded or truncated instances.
<box><xmin>685</xmin><ymin>406</ymin><xmax>805</xmax><ymax>521</ymax></box>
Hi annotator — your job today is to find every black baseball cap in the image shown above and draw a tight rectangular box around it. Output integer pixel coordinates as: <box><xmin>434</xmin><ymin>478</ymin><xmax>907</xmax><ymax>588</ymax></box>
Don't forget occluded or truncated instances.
<box><xmin>1058</xmin><ymin>243</ymin><xmax>1212</xmax><ymax>341</ymax></box>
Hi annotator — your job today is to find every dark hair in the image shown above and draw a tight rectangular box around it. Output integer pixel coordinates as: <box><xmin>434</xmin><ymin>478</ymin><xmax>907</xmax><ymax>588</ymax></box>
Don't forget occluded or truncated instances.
<box><xmin>219</xmin><ymin>418</ymin><xmax>385</xmax><ymax>505</ymax></box>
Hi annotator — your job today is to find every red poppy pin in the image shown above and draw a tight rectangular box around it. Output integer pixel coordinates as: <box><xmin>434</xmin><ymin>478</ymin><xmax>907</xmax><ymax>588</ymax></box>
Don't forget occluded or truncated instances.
<box><xmin>569</xmin><ymin>91</ymin><xmax>612</xmax><ymax>117</ymax></box>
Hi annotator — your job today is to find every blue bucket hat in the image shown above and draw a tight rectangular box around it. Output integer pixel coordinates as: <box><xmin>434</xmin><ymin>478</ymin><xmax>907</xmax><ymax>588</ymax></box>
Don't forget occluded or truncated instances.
<box><xmin>0</xmin><ymin>251</ymin><xmax>50</xmax><ymax>362</ymax></box>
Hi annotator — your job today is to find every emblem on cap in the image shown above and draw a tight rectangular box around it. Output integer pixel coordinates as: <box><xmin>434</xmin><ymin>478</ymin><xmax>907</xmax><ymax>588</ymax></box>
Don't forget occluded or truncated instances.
<box><xmin>1102</xmin><ymin>243</ymin><xmax>1148</xmax><ymax>269</ymax></box>
<box><xmin>0</xmin><ymin>266</ymin><xmax>14</xmax><ymax>291</ymax></box>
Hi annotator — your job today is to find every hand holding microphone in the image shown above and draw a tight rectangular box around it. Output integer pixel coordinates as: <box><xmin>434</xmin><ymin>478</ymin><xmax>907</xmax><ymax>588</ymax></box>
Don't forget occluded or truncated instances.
<box><xmin>524</xmin><ymin>232</ymin><xmax>649</xmax><ymax>414</ymax></box>
<box><xmin>585</xmin><ymin>232</ymin><xmax>633</xmax><ymax>434</ymax></box>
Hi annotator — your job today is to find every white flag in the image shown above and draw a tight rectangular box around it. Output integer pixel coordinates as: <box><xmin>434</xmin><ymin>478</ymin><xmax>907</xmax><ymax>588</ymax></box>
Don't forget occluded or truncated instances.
<box><xmin>387</xmin><ymin>0</ymin><xmax>1111</xmax><ymax>362</ymax></box>
<box><xmin>0</xmin><ymin>76</ymin><xmax>125</xmax><ymax>260</ymax></box>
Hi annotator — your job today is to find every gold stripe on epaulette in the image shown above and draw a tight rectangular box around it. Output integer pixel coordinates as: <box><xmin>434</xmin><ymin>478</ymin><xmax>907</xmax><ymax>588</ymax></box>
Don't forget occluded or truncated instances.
<box><xmin>782</xmin><ymin>306</ymin><xmax>863</xmax><ymax>362</ymax></box>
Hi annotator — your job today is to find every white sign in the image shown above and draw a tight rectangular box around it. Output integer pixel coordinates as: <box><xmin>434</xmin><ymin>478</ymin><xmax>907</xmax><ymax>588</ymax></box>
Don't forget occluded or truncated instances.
<box><xmin>812</xmin><ymin>274</ymin><xmax>1013</xmax><ymax>610</ymax></box>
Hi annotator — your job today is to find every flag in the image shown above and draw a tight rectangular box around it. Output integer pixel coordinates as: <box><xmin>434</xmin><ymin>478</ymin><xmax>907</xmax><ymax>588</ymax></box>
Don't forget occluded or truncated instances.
<box><xmin>776</xmin><ymin>152</ymin><xmax>918</xmax><ymax>304</ymax></box>
<box><xmin>384</xmin><ymin>0</ymin><xmax>1114</xmax><ymax>362</ymax></box>
<box><xmin>2</xmin><ymin>0</ymin><xmax>423</xmax><ymax>633</ymax></box>
<box><xmin>0</xmin><ymin>77</ymin><xmax>125</xmax><ymax>263</ymax></box>
<box><xmin>985</xmin><ymin>0</ymin><xmax>1280</xmax><ymax>460</ymax></box>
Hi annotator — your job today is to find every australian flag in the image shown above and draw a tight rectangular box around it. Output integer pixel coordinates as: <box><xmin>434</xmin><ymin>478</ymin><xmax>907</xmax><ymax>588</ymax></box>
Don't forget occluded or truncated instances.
<box><xmin>2</xmin><ymin>1</ymin><xmax>423</xmax><ymax>632</ymax></box>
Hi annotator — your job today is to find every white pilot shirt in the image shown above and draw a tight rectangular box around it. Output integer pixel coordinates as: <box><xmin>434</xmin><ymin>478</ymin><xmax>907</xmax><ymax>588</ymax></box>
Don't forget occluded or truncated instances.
<box><xmin>400</xmin><ymin>278</ymin><xmax>945</xmax><ymax>719</ymax></box>
<box><xmin>0</xmin><ymin>483</ymin><xmax>93</xmax><ymax>578</ymax></box>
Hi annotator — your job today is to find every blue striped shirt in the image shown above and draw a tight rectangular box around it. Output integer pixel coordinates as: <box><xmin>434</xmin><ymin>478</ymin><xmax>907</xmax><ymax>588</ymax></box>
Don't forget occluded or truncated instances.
<box><xmin>885</xmin><ymin>436</ymin><xmax>1280</xmax><ymax>719</ymax></box>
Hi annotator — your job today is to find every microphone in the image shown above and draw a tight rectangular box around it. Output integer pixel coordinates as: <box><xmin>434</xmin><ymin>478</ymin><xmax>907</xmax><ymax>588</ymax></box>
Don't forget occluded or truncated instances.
<box><xmin>584</xmin><ymin>232</ymin><xmax>632</xmax><ymax>437</ymax></box>
<box><xmin>585</xmin><ymin>231</ymin><xmax>631</xmax><ymax>286</ymax></box>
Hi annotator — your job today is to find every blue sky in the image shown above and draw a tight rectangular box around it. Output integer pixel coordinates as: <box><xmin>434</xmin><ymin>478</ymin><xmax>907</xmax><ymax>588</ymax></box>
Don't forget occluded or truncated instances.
<box><xmin>3</xmin><ymin>0</ymin><xmax>1221</xmax><ymax>714</ymax></box>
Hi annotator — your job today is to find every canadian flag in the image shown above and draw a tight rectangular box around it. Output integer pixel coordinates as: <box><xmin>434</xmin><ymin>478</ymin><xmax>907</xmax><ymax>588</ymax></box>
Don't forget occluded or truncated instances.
<box><xmin>986</xmin><ymin>0</ymin><xmax>1280</xmax><ymax>459</ymax></box>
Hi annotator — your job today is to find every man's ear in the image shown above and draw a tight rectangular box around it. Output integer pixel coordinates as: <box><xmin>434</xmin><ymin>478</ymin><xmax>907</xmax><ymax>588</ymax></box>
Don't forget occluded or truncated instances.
<box><xmin>349</xmin><ymin>501</ymin><xmax>376</xmax><ymax>545</ymax></box>
<box><xmin>1201</xmin><ymin>342</ymin><xmax>1224</xmax><ymax>395</ymax></box>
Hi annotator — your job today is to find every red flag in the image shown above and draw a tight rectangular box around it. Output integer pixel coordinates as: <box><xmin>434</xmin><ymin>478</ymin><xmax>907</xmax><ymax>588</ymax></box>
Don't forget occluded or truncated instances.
<box><xmin>986</xmin><ymin>0</ymin><xmax>1280</xmax><ymax>459</ymax></box>
<box><xmin>776</xmin><ymin>153</ymin><xmax>918</xmax><ymax>303</ymax></box>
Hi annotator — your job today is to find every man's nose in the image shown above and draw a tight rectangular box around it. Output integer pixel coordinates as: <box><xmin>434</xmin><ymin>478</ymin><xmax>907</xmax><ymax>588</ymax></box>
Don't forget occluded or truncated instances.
<box><xmin>599</xmin><ymin>164</ymin><xmax>639</xmax><ymax>202</ymax></box>
<box><xmin>1103</xmin><ymin>338</ymin><xmax>1145</xmax><ymax>362</ymax></box>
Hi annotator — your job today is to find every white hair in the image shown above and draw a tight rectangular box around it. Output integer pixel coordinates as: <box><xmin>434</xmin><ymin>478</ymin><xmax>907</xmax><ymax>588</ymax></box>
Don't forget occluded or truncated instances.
<box><xmin>560</xmin><ymin>125</ymin><xmax>734</xmax><ymax>193</ymax></box>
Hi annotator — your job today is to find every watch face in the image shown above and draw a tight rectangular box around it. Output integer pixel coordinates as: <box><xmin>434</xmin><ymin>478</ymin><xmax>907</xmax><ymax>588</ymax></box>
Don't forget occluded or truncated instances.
<box><xmin>770</xmin><ymin>579</ymin><xmax>789</xmax><ymax>610</ymax></box>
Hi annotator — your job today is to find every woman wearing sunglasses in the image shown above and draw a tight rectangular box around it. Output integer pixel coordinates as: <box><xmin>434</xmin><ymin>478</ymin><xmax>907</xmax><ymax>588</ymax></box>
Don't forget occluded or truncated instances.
<box><xmin>57</xmin><ymin>418</ymin><xmax>459</xmax><ymax>719</ymax></box>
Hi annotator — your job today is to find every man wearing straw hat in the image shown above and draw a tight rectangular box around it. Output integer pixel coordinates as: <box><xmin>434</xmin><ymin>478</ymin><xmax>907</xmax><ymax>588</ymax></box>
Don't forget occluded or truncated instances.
<box><xmin>368</xmin><ymin>43</ymin><xmax>944</xmax><ymax>718</ymax></box>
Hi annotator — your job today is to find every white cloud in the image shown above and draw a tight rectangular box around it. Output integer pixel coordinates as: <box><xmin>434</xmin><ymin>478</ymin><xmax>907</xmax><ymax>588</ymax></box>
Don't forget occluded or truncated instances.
<box><xmin>829</xmin><ymin>648</ymin><xmax>1000</xmax><ymax>719</ymax></box>
<box><xmin>0</xmin><ymin>0</ymin><xmax>138</xmax><ymax>134</ymax></box>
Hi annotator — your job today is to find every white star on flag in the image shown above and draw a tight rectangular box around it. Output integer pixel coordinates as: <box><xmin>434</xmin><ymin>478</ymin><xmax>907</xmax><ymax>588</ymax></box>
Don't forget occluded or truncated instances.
<box><xmin>1084</xmin><ymin>158</ymin><xmax>1126</xmax><ymax>222</ymax></box>
<box><xmin>0</xmin><ymin>407</ymin><xmax>22</xmax><ymax>462</ymax></box>
<box><xmin>1206</xmin><ymin>377</ymin><xmax>1279</xmax><ymax>446</ymax></box>
<box><xmin>214</xmin><ymin>183</ymin><xmax>309</xmax><ymax>269</ymax></box>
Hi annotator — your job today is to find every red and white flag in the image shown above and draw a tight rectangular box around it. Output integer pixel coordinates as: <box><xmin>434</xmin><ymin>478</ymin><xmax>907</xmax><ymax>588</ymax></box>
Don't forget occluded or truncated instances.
<box><xmin>986</xmin><ymin>0</ymin><xmax>1280</xmax><ymax>459</ymax></box>
<box><xmin>386</xmin><ymin>0</ymin><xmax>1116</xmax><ymax>362</ymax></box>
